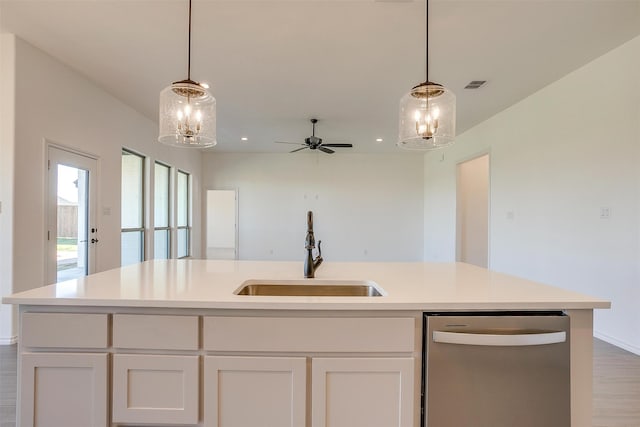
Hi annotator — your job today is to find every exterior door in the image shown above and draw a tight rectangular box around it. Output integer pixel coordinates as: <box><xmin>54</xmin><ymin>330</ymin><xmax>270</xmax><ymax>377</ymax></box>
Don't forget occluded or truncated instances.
<box><xmin>47</xmin><ymin>145</ymin><xmax>98</xmax><ymax>284</ymax></box>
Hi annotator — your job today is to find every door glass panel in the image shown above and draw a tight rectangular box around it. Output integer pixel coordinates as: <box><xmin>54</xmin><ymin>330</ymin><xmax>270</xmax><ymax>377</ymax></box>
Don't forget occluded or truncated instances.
<box><xmin>56</xmin><ymin>165</ymin><xmax>89</xmax><ymax>282</ymax></box>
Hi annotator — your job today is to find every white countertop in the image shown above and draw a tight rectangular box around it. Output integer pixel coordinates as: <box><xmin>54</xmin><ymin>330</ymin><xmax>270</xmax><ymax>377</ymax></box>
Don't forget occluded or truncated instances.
<box><xmin>3</xmin><ymin>260</ymin><xmax>610</xmax><ymax>310</ymax></box>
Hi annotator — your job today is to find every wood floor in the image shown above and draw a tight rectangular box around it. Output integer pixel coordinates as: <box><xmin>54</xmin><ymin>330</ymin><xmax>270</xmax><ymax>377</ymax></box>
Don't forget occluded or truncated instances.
<box><xmin>1</xmin><ymin>339</ymin><xmax>639</xmax><ymax>426</ymax></box>
<box><xmin>0</xmin><ymin>344</ymin><xmax>16</xmax><ymax>427</ymax></box>
<box><xmin>593</xmin><ymin>339</ymin><xmax>640</xmax><ymax>426</ymax></box>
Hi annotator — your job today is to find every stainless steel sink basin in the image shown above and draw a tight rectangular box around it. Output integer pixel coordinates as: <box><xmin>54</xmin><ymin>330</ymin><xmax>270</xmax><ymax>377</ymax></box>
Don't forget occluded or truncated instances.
<box><xmin>235</xmin><ymin>280</ymin><xmax>384</xmax><ymax>297</ymax></box>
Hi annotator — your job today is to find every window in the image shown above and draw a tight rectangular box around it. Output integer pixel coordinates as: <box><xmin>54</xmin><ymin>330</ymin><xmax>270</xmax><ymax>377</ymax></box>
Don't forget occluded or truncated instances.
<box><xmin>177</xmin><ymin>170</ymin><xmax>190</xmax><ymax>258</ymax></box>
<box><xmin>121</xmin><ymin>150</ymin><xmax>145</xmax><ymax>266</ymax></box>
<box><xmin>154</xmin><ymin>162</ymin><xmax>171</xmax><ymax>259</ymax></box>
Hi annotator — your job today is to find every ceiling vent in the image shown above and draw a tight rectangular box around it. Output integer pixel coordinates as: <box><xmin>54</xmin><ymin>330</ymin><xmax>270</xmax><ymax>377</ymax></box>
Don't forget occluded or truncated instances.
<box><xmin>464</xmin><ymin>80</ymin><xmax>487</xmax><ymax>89</ymax></box>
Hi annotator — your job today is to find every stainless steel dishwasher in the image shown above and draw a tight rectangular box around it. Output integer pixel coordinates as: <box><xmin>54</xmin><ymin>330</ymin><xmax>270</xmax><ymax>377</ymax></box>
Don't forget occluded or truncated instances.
<box><xmin>423</xmin><ymin>312</ymin><xmax>570</xmax><ymax>427</ymax></box>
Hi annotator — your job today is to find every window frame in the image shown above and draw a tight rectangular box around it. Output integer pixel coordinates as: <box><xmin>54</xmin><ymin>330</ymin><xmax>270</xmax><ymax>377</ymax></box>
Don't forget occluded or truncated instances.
<box><xmin>176</xmin><ymin>169</ymin><xmax>191</xmax><ymax>259</ymax></box>
<box><xmin>153</xmin><ymin>161</ymin><xmax>172</xmax><ymax>259</ymax></box>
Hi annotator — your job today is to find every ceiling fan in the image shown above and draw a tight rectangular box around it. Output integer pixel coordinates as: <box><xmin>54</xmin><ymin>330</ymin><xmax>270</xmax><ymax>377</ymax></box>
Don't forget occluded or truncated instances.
<box><xmin>276</xmin><ymin>119</ymin><xmax>353</xmax><ymax>154</ymax></box>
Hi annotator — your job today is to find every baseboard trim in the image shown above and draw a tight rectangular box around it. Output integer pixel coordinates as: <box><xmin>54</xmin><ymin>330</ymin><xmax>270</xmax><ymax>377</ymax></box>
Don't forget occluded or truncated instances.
<box><xmin>595</xmin><ymin>331</ymin><xmax>640</xmax><ymax>356</ymax></box>
<box><xmin>0</xmin><ymin>335</ymin><xmax>17</xmax><ymax>345</ymax></box>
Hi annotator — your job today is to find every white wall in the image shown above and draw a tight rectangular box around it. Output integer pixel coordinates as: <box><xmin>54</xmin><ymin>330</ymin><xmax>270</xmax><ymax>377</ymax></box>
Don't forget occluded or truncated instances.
<box><xmin>424</xmin><ymin>35</ymin><xmax>640</xmax><ymax>353</ymax></box>
<box><xmin>0</xmin><ymin>35</ymin><xmax>203</xmax><ymax>342</ymax></box>
<box><xmin>202</xmin><ymin>153</ymin><xmax>424</xmax><ymax>262</ymax></box>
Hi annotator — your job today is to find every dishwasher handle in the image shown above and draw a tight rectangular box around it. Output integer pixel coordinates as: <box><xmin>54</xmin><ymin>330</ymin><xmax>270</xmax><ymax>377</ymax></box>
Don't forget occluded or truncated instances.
<box><xmin>433</xmin><ymin>330</ymin><xmax>566</xmax><ymax>347</ymax></box>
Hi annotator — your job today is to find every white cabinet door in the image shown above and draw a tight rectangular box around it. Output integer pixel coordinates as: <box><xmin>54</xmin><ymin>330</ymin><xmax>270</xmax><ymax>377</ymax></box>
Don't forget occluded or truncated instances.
<box><xmin>112</xmin><ymin>354</ymin><xmax>199</xmax><ymax>425</ymax></box>
<box><xmin>312</xmin><ymin>357</ymin><xmax>414</xmax><ymax>427</ymax></box>
<box><xmin>19</xmin><ymin>353</ymin><xmax>108</xmax><ymax>427</ymax></box>
<box><xmin>204</xmin><ymin>356</ymin><xmax>306</xmax><ymax>427</ymax></box>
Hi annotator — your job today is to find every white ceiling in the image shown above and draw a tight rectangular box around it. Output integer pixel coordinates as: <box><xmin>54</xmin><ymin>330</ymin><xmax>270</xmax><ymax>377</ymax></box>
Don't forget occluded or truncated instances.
<box><xmin>1</xmin><ymin>0</ymin><xmax>639</xmax><ymax>153</ymax></box>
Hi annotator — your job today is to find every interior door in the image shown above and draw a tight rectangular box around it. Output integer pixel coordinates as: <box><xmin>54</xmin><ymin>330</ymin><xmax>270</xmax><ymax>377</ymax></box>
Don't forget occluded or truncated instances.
<box><xmin>47</xmin><ymin>146</ymin><xmax>98</xmax><ymax>284</ymax></box>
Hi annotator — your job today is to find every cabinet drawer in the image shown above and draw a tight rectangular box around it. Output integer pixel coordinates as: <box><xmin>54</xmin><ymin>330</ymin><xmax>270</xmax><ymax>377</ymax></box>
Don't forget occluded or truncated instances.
<box><xmin>112</xmin><ymin>354</ymin><xmax>199</xmax><ymax>425</ymax></box>
<box><xmin>21</xmin><ymin>313</ymin><xmax>108</xmax><ymax>349</ymax></box>
<box><xmin>113</xmin><ymin>314</ymin><xmax>199</xmax><ymax>350</ymax></box>
<box><xmin>203</xmin><ymin>317</ymin><xmax>415</xmax><ymax>352</ymax></box>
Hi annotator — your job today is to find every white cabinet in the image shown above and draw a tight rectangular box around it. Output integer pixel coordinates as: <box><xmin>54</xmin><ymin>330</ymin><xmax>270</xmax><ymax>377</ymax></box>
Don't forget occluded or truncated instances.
<box><xmin>203</xmin><ymin>315</ymin><xmax>417</xmax><ymax>427</ymax></box>
<box><xmin>111</xmin><ymin>314</ymin><xmax>200</xmax><ymax>425</ymax></box>
<box><xmin>112</xmin><ymin>354</ymin><xmax>199</xmax><ymax>425</ymax></box>
<box><xmin>312</xmin><ymin>357</ymin><xmax>414</xmax><ymax>427</ymax></box>
<box><xmin>18</xmin><ymin>312</ymin><xmax>109</xmax><ymax>427</ymax></box>
<box><xmin>203</xmin><ymin>356</ymin><xmax>306</xmax><ymax>427</ymax></box>
<box><xmin>17</xmin><ymin>310</ymin><xmax>419</xmax><ymax>427</ymax></box>
<box><xmin>19</xmin><ymin>352</ymin><xmax>108</xmax><ymax>427</ymax></box>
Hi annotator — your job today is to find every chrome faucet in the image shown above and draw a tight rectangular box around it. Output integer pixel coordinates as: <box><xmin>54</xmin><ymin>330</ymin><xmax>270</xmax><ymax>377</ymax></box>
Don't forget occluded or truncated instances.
<box><xmin>304</xmin><ymin>211</ymin><xmax>323</xmax><ymax>278</ymax></box>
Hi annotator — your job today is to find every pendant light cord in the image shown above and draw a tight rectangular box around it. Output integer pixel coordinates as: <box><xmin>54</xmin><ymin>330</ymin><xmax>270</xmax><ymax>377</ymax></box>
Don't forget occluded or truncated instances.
<box><xmin>425</xmin><ymin>0</ymin><xmax>429</xmax><ymax>83</ymax></box>
<box><xmin>187</xmin><ymin>0</ymin><xmax>192</xmax><ymax>80</ymax></box>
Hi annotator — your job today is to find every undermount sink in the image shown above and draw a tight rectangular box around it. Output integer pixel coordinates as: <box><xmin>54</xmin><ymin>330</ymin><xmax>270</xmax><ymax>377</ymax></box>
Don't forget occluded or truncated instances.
<box><xmin>234</xmin><ymin>279</ymin><xmax>385</xmax><ymax>297</ymax></box>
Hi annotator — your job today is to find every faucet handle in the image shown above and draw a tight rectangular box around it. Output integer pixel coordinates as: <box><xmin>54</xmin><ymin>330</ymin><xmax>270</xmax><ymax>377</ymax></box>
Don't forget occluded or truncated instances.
<box><xmin>317</xmin><ymin>240</ymin><xmax>322</xmax><ymax>258</ymax></box>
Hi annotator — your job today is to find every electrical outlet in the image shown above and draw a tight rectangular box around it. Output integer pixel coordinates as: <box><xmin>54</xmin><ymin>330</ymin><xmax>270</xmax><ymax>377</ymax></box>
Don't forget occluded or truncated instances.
<box><xmin>600</xmin><ymin>207</ymin><xmax>611</xmax><ymax>219</ymax></box>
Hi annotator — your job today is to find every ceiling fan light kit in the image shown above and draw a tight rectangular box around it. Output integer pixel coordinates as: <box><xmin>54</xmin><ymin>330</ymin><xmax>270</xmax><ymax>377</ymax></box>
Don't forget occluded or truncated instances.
<box><xmin>158</xmin><ymin>0</ymin><xmax>216</xmax><ymax>148</ymax></box>
<box><xmin>275</xmin><ymin>119</ymin><xmax>353</xmax><ymax>155</ymax></box>
<box><xmin>398</xmin><ymin>0</ymin><xmax>456</xmax><ymax>150</ymax></box>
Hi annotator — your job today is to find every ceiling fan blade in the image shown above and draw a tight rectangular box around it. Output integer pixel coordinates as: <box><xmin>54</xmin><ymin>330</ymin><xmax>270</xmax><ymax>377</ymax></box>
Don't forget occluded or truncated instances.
<box><xmin>290</xmin><ymin>146</ymin><xmax>309</xmax><ymax>153</ymax></box>
<box><xmin>322</xmin><ymin>143</ymin><xmax>352</xmax><ymax>148</ymax></box>
<box><xmin>276</xmin><ymin>141</ymin><xmax>305</xmax><ymax>145</ymax></box>
<box><xmin>318</xmin><ymin>146</ymin><xmax>335</xmax><ymax>154</ymax></box>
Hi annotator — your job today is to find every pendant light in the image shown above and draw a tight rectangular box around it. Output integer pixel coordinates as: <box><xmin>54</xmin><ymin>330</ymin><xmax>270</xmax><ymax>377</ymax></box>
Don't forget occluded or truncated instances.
<box><xmin>398</xmin><ymin>0</ymin><xmax>455</xmax><ymax>150</ymax></box>
<box><xmin>158</xmin><ymin>0</ymin><xmax>216</xmax><ymax>148</ymax></box>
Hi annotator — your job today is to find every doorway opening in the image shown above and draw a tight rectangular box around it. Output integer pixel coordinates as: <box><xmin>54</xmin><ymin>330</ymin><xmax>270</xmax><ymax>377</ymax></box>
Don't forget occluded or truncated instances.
<box><xmin>456</xmin><ymin>153</ymin><xmax>490</xmax><ymax>268</ymax></box>
<box><xmin>205</xmin><ymin>189</ymin><xmax>238</xmax><ymax>260</ymax></box>
<box><xmin>47</xmin><ymin>145</ymin><xmax>98</xmax><ymax>283</ymax></box>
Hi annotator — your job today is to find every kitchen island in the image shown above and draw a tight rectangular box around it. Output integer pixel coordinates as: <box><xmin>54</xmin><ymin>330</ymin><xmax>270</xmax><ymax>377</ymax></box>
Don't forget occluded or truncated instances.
<box><xmin>4</xmin><ymin>260</ymin><xmax>610</xmax><ymax>427</ymax></box>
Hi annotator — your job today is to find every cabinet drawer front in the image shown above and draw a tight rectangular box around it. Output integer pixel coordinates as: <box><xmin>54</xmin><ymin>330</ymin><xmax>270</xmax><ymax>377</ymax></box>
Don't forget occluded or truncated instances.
<box><xmin>203</xmin><ymin>317</ymin><xmax>415</xmax><ymax>352</ymax></box>
<box><xmin>112</xmin><ymin>354</ymin><xmax>199</xmax><ymax>425</ymax></box>
<box><xmin>113</xmin><ymin>314</ymin><xmax>199</xmax><ymax>350</ymax></box>
<box><xmin>21</xmin><ymin>313</ymin><xmax>108</xmax><ymax>349</ymax></box>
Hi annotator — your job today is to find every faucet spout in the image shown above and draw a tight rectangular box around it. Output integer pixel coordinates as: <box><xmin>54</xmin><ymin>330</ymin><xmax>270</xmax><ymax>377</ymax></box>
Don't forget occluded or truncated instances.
<box><xmin>304</xmin><ymin>211</ymin><xmax>323</xmax><ymax>278</ymax></box>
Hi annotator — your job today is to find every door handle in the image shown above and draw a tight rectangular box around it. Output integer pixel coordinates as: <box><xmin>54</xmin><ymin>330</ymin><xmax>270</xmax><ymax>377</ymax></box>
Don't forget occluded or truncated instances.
<box><xmin>433</xmin><ymin>330</ymin><xmax>566</xmax><ymax>346</ymax></box>
<box><xmin>91</xmin><ymin>238</ymin><xmax>99</xmax><ymax>244</ymax></box>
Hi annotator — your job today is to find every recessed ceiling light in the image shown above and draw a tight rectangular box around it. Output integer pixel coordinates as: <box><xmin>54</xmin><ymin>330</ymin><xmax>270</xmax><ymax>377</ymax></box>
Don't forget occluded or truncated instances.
<box><xmin>376</xmin><ymin>138</ymin><xmax>383</xmax><ymax>142</ymax></box>
<box><xmin>241</xmin><ymin>137</ymin><xmax>248</xmax><ymax>141</ymax></box>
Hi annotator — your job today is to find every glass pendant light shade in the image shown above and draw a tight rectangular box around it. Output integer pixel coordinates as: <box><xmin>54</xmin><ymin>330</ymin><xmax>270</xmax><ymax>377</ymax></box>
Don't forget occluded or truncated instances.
<box><xmin>159</xmin><ymin>80</ymin><xmax>216</xmax><ymax>148</ymax></box>
<box><xmin>398</xmin><ymin>81</ymin><xmax>456</xmax><ymax>150</ymax></box>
